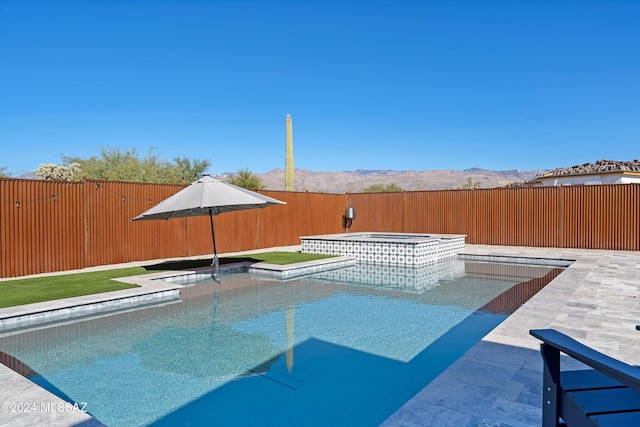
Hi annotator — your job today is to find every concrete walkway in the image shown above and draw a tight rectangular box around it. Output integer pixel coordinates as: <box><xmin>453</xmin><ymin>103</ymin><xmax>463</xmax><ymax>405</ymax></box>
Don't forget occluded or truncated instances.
<box><xmin>1</xmin><ymin>245</ymin><xmax>639</xmax><ymax>426</ymax></box>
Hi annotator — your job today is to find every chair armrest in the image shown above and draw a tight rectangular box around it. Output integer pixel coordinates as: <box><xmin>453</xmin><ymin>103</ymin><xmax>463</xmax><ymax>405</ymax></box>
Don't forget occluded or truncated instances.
<box><xmin>530</xmin><ymin>329</ymin><xmax>640</xmax><ymax>393</ymax></box>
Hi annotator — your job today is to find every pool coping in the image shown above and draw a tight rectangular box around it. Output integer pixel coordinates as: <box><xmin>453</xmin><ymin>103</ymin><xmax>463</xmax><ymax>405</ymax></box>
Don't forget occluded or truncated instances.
<box><xmin>2</xmin><ymin>245</ymin><xmax>639</xmax><ymax>426</ymax></box>
<box><xmin>458</xmin><ymin>252</ymin><xmax>575</xmax><ymax>267</ymax></box>
<box><xmin>159</xmin><ymin>255</ymin><xmax>357</xmax><ymax>284</ymax></box>
<box><xmin>247</xmin><ymin>255</ymin><xmax>356</xmax><ymax>279</ymax></box>
<box><xmin>300</xmin><ymin>232</ymin><xmax>467</xmax><ymax>243</ymax></box>
<box><xmin>0</xmin><ymin>282</ymin><xmax>181</xmax><ymax>334</ymax></box>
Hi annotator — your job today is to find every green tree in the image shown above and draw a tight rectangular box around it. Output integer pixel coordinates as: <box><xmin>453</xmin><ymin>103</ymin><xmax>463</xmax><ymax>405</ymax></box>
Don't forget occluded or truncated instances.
<box><xmin>171</xmin><ymin>156</ymin><xmax>210</xmax><ymax>184</ymax></box>
<box><xmin>0</xmin><ymin>166</ymin><xmax>10</xmax><ymax>178</ymax></box>
<box><xmin>226</xmin><ymin>168</ymin><xmax>265</xmax><ymax>190</ymax></box>
<box><xmin>362</xmin><ymin>183</ymin><xmax>403</xmax><ymax>193</ymax></box>
<box><xmin>35</xmin><ymin>163</ymin><xmax>81</xmax><ymax>181</ymax></box>
<box><xmin>461</xmin><ymin>177</ymin><xmax>482</xmax><ymax>189</ymax></box>
<box><xmin>62</xmin><ymin>146</ymin><xmax>210</xmax><ymax>184</ymax></box>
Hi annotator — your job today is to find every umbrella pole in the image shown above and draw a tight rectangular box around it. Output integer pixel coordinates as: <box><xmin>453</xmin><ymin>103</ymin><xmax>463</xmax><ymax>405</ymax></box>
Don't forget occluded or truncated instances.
<box><xmin>212</xmin><ymin>280</ymin><xmax>219</xmax><ymax>327</ymax></box>
<box><xmin>209</xmin><ymin>209</ymin><xmax>220</xmax><ymax>283</ymax></box>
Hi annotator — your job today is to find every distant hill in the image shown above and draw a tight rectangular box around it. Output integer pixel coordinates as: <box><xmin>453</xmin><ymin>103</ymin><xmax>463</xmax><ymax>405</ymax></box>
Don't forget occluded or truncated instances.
<box><xmin>220</xmin><ymin>168</ymin><xmax>546</xmax><ymax>193</ymax></box>
<box><xmin>11</xmin><ymin>167</ymin><xmax>544</xmax><ymax>192</ymax></box>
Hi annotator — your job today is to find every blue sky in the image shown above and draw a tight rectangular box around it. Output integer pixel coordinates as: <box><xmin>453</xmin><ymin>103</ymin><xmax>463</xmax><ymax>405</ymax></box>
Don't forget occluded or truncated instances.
<box><xmin>1</xmin><ymin>0</ymin><xmax>638</xmax><ymax>177</ymax></box>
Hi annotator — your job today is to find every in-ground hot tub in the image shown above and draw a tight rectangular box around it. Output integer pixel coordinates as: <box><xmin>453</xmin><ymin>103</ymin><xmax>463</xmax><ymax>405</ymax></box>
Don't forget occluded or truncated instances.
<box><xmin>300</xmin><ymin>232</ymin><xmax>466</xmax><ymax>266</ymax></box>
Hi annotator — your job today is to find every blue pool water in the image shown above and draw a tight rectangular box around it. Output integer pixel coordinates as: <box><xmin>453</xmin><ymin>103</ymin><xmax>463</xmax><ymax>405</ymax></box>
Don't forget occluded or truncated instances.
<box><xmin>0</xmin><ymin>259</ymin><xmax>560</xmax><ymax>426</ymax></box>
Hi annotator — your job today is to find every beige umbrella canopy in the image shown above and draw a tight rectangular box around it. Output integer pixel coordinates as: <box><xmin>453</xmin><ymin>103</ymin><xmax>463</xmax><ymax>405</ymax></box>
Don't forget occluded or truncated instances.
<box><xmin>132</xmin><ymin>175</ymin><xmax>286</xmax><ymax>280</ymax></box>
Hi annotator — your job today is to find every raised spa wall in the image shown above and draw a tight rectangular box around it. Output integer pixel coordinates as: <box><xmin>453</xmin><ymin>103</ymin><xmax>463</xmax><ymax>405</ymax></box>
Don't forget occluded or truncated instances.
<box><xmin>300</xmin><ymin>232</ymin><xmax>466</xmax><ymax>266</ymax></box>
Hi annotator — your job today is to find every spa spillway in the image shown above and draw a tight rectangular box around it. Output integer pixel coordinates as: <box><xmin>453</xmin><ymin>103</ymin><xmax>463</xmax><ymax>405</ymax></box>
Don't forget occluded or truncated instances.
<box><xmin>300</xmin><ymin>232</ymin><xmax>465</xmax><ymax>266</ymax></box>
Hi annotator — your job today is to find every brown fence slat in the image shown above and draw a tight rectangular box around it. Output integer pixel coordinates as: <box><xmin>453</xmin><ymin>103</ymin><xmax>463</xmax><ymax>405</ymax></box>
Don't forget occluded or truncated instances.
<box><xmin>1</xmin><ymin>178</ymin><xmax>639</xmax><ymax>278</ymax></box>
<box><xmin>0</xmin><ymin>179</ymin><xmax>84</xmax><ymax>277</ymax></box>
<box><xmin>348</xmin><ymin>192</ymin><xmax>404</xmax><ymax>233</ymax></box>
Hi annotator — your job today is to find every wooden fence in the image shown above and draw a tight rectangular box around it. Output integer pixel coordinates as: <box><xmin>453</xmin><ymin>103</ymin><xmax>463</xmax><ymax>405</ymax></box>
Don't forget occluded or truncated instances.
<box><xmin>1</xmin><ymin>178</ymin><xmax>638</xmax><ymax>278</ymax></box>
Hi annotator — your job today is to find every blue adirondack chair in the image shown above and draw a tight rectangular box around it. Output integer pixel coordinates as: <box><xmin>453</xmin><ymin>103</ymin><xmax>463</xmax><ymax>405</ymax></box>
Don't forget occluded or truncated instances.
<box><xmin>530</xmin><ymin>329</ymin><xmax>640</xmax><ymax>427</ymax></box>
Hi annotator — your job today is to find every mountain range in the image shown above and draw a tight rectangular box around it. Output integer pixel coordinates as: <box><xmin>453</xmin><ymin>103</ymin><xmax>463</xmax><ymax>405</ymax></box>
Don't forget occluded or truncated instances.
<box><xmin>14</xmin><ymin>167</ymin><xmax>545</xmax><ymax>192</ymax></box>
<box><xmin>219</xmin><ymin>168</ymin><xmax>547</xmax><ymax>193</ymax></box>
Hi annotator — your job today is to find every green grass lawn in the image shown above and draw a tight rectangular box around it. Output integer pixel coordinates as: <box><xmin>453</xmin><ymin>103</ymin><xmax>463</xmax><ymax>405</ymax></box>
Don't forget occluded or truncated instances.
<box><xmin>144</xmin><ymin>251</ymin><xmax>336</xmax><ymax>270</ymax></box>
<box><xmin>226</xmin><ymin>251</ymin><xmax>336</xmax><ymax>265</ymax></box>
<box><xmin>0</xmin><ymin>267</ymin><xmax>154</xmax><ymax>309</ymax></box>
<box><xmin>0</xmin><ymin>252</ymin><xmax>336</xmax><ymax>308</ymax></box>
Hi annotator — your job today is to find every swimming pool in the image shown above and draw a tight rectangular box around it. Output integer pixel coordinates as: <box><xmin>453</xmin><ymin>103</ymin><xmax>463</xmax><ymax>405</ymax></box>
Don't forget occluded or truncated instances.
<box><xmin>0</xmin><ymin>259</ymin><xmax>562</xmax><ymax>426</ymax></box>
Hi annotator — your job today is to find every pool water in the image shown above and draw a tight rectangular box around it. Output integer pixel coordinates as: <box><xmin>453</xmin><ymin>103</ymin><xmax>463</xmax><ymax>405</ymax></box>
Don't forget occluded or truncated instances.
<box><xmin>0</xmin><ymin>259</ymin><xmax>561</xmax><ymax>427</ymax></box>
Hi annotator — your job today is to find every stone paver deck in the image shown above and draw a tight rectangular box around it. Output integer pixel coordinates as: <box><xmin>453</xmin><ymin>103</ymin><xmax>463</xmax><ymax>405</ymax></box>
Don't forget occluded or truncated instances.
<box><xmin>382</xmin><ymin>245</ymin><xmax>640</xmax><ymax>427</ymax></box>
<box><xmin>1</xmin><ymin>245</ymin><xmax>639</xmax><ymax>426</ymax></box>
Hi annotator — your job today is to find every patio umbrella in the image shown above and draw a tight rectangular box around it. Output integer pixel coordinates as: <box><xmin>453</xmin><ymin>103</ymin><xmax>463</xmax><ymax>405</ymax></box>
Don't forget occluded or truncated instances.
<box><xmin>132</xmin><ymin>175</ymin><xmax>286</xmax><ymax>281</ymax></box>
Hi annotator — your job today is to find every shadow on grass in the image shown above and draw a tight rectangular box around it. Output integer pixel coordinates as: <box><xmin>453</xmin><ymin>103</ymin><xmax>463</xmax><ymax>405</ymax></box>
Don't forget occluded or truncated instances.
<box><xmin>143</xmin><ymin>257</ymin><xmax>262</xmax><ymax>271</ymax></box>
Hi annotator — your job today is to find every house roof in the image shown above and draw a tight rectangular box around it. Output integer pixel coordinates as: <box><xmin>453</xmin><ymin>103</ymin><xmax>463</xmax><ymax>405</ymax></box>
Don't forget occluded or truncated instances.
<box><xmin>537</xmin><ymin>159</ymin><xmax>640</xmax><ymax>178</ymax></box>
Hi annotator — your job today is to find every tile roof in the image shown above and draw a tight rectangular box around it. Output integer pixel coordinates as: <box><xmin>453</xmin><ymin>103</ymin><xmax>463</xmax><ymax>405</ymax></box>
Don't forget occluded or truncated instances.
<box><xmin>538</xmin><ymin>159</ymin><xmax>640</xmax><ymax>178</ymax></box>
